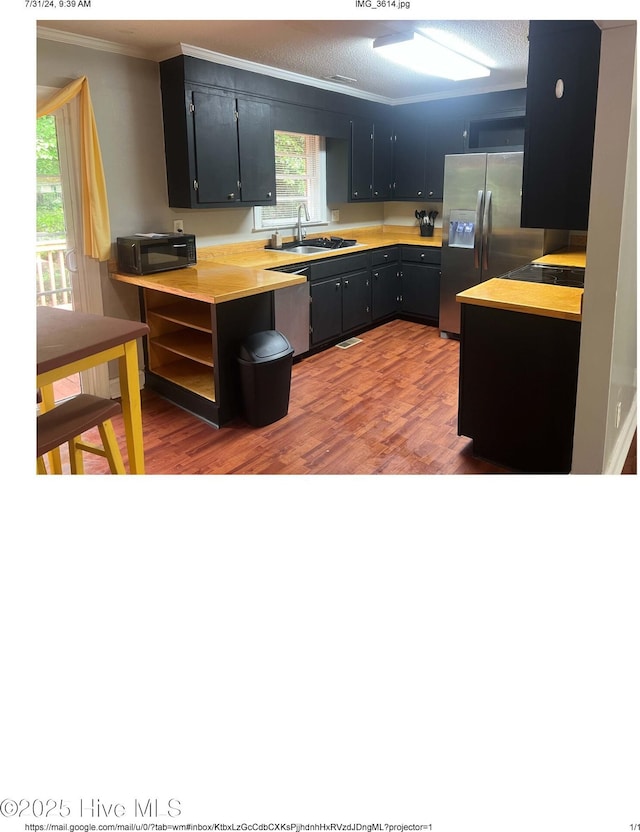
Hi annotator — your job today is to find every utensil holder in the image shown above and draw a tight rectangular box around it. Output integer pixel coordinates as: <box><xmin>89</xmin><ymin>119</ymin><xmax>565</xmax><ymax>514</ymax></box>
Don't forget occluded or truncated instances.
<box><xmin>420</xmin><ymin>224</ymin><xmax>434</xmax><ymax>237</ymax></box>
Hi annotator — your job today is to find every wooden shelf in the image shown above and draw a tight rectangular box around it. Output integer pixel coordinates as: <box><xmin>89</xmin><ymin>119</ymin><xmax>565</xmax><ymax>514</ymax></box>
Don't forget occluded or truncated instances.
<box><xmin>150</xmin><ymin>330</ymin><xmax>214</xmax><ymax>366</ymax></box>
<box><xmin>151</xmin><ymin>358</ymin><xmax>216</xmax><ymax>401</ymax></box>
<box><xmin>147</xmin><ymin>302</ymin><xmax>212</xmax><ymax>333</ymax></box>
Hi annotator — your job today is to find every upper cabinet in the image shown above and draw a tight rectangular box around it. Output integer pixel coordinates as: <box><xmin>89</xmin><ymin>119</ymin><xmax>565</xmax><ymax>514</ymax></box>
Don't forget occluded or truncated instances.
<box><xmin>423</xmin><ymin>118</ymin><xmax>466</xmax><ymax>200</ymax></box>
<box><xmin>521</xmin><ymin>20</ymin><xmax>601</xmax><ymax>230</ymax></box>
<box><xmin>327</xmin><ymin>116</ymin><xmax>393</xmax><ymax>203</ymax></box>
<box><xmin>392</xmin><ymin>116</ymin><xmax>427</xmax><ymax>200</ymax></box>
<box><xmin>349</xmin><ymin>117</ymin><xmax>393</xmax><ymax>201</ymax></box>
<box><xmin>392</xmin><ymin>115</ymin><xmax>466</xmax><ymax>201</ymax></box>
<box><xmin>160</xmin><ymin>60</ymin><xmax>276</xmax><ymax>208</ymax></box>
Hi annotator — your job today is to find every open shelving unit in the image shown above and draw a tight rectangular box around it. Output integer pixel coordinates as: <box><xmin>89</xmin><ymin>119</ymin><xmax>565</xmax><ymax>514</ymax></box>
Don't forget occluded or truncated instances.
<box><xmin>144</xmin><ymin>290</ymin><xmax>216</xmax><ymax>402</ymax></box>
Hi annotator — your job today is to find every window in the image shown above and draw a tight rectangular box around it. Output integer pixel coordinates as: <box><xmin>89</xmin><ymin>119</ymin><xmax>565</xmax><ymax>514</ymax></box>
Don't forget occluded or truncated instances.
<box><xmin>254</xmin><ymin>131</ymin><xmax>326</xmax><ymax>229</ymax></box>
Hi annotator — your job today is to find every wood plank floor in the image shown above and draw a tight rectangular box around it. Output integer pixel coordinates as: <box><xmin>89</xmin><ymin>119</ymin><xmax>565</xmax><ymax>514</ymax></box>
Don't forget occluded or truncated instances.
<box><xmin>47</xmin><ymin>318</ymin><xmax>636</xmax><ymax>476</ymax></box>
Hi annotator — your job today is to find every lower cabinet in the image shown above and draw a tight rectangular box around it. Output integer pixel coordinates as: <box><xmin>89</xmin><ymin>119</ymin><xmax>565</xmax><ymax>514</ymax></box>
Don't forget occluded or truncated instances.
<box><xmin>310</xmin><ymin>277</ymin><xmax>343</xmax><ymax>346</ymax></box>
<box><xmin>309</xmin><ymin>252</ymin><xmax>372</xmax><ymax>347</ymax></box>
<box><xmin>372</xmin><ymin>262</ymin><xmax>400</xmax><ymax>321</ymax></box>
<box><xmin>458</xmin><ymin>302</ymin><xmax>581</xmax><ymax>473</ymax></box>
<box><xmin>307</xmin><ymin>245</ymin><xmax>441</xmax><ymax>348</ymax></box>
<box><xmin>400</xmin><ymin>246</ymin><xmax>441</xmax><ymax>323</ymax></box>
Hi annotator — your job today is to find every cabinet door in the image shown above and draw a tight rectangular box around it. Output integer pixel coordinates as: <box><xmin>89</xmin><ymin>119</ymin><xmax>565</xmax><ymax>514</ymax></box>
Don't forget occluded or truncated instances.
<box><xmin>192</xmin><ymin>90</ymin><xmax>241</xmax><ymax>204</ymax></box>
<box><xmin>342</xmin><ymin>270</ymin><xmax>371</xmax><ymax>332</ymax></box>
<box><xmin>237</xmin><ymin>97</ymin><xmax>276</xmax><ymax>204</ymax></box>
<box><xmin>392</xmin><ymin>119</ymin><xmax>427</xmax><ymax>200</ymax></box>
<box><xmin>372</xmin><ymin>121</ymin><xmax>393</xmax><ymax>200</ymax></box>
<box><xmin>350</xmin><ymin>119</ymin><xmax>373</xmax><ymax>200</ymax></box>
<box><xmin>371</xmin><ymin>263</ymin><xmax>400</xmax><ymax>321</ymax></box>
<box><xmin>310</xmin><ymin>277</ymin><xmax>342</xmax><ymax>346</ymax></box>
<box><xmin>521</xmin><ymin>21</ymin><xmax>601</xmax><ymax>230</ymax></box>
<box><xmin>424</xmin><ymin>118</ymin><xmax>465</xmax><ymax>200</ymax></box>
<box><xmin>401</xmin><ymin>264</ymin><xmax>440</xmax><ymax>321</ymax></box>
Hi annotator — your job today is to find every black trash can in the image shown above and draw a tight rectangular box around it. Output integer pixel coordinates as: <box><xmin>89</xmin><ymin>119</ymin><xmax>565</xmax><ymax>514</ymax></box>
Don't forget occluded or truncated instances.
<box><xmin>237</xmin><ymin>330</ymin><xmax>294</xmax><ymax>427</ymax></box>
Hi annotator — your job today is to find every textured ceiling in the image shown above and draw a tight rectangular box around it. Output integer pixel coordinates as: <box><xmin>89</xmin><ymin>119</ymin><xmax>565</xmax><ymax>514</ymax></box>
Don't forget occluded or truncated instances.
<box><xmin>37</xmin><ymin>19</ymin><xmax>531</xmax><ymax>103</ymax></box>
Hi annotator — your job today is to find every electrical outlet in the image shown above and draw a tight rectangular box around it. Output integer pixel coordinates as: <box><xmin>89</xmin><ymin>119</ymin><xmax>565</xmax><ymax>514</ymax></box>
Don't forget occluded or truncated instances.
<box><xmin>173</xmin><ymin>219</ymin><xmax>184</xmax><ymax>234</ymax></box>
<box><xmin>331</xmin><ymin>210</ymin><xmax>340</xmax><ymax>222</ymax></box>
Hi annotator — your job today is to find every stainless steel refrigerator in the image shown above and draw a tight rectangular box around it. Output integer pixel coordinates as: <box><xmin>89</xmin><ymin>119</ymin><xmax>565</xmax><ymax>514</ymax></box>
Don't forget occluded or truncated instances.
<box><xmin>439</xmin><ymin>152</ymin><xmax>565</xmax><ymax>337</ymax></box>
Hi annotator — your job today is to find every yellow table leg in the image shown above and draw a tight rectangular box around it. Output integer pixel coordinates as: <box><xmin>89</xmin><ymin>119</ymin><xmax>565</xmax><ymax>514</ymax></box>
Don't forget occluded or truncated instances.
<box><xmin>118</xmin><ymin>340</ymin><xmax>145</xmax><ymax>474</ymax></box>
<box><xmin>39</xmin><ymin>384</ymin><xmax>62</xmax><ymax>474</ymax></box>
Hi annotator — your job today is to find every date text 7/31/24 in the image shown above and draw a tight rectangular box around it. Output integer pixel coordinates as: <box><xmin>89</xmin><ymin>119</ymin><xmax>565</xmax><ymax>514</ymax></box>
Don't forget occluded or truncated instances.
<box><xmin>26</xmin><ymin>0</ymin><xmax>91</xmax><ymax>7</ymax></box>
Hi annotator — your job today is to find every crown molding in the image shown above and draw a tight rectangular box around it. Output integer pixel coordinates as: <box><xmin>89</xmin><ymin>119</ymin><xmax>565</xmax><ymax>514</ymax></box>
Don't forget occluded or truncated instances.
<box><xmin>37</xmin><ymin>26</ymin><xmax>526</xmax><ymax>106</ymax></box>
<box><xmin>177</xmin><ymin>43</ymin><xmax>395</xmax><ymax>105</ymax></box>
<box><xmin>37</xmin><ymin>26</ymin><xmax>152</xmax><ymax>60</ymax></box>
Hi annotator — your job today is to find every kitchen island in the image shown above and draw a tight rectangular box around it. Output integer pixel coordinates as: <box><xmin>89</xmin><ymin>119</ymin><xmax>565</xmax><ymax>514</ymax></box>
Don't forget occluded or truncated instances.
<box><xmin>456</xmin><ymin>278</ymin><xmax>584</xmax><ymax>473</ymax></box>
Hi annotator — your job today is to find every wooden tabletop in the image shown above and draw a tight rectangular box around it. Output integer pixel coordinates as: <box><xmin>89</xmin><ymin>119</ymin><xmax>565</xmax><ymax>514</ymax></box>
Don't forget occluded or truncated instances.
<box><xmin>456</xmin><ymin>278</ymin><xmax>583</xmax><ymax>322</ymax></box>
<box><xmin>37</xmin><ymin>306</ymin><xmax>149</xmax><ymax>375</ymax></box>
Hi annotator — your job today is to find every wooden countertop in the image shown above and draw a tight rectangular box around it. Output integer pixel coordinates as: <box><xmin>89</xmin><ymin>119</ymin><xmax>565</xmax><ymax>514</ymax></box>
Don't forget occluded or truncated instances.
<box><xmin>111</xmin><ymin>262</ymin><xmax>307</xmax><ymax>305</ymax></box>
<box><xmin>110</xmin><ymin>225</ymin><xmax>441</xmax><ymax>302</ymax></box>
<box><xmin>196</xmin><ymin>226</ymin><xmax>441</xmax><ymax>269</ymax></box>
<box><xmin>531</xmin><ymin>246</ymin><xmax>587</xmax><ymax>268</ymax></box>
<box><xmin>456</xmin><ymin>278</ymin><xmax>583</xmax><ymax>322</ymax></box>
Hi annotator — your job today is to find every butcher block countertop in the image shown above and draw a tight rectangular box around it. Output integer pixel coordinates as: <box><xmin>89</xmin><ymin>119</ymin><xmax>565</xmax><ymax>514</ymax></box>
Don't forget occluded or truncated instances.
<box><xmin>111</xmin><ymin>263</ymin><xmax>308</xmax><ymax>305</ymax></box>
<box><xmin>195</xmin><ymin>225</ymin><xmax>441</xmax><ymax>269</ymax></box>
<box><xmin>456</xmin><ymin>278</ymin><xmax>583</xmax><ymax>322</ymax></box>
<box><xmin>531</xmin><ymin>246</ymin><xmax>587</xmax><ymax>268</ymax></box>
<box><xmin>110</xmin><ymin>225</ymin><xmax>441</xmax><ymax>302</ymax></box>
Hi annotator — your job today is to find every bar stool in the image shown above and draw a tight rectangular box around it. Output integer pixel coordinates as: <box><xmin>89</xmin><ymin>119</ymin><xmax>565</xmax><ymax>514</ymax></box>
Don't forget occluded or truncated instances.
<box><xmin>37</xmin><ymin>394</ymin><xmax>126</xmax><ymax>474</ymax></box>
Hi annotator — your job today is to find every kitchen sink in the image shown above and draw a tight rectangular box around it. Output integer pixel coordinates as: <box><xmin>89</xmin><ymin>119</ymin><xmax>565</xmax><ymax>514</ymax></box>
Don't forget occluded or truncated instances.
<box><xmin>282</xmin><ymin>245</ymin><xmax>334</xmax><ymax>255</ymax></box>
<box><xmin>265</xmin><ymin>237</ymin><xmax>362</xmax><ymax>255</ymax></box>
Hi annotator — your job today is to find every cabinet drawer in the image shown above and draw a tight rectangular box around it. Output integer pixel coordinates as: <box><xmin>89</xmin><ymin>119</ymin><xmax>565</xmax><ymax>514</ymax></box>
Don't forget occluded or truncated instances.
<box><xmin>371</xmin><ymin>246</ymin><xmax>399</xmax><ymax>266</ymax></box>
<box><xmin>400</xmin><ymin>245</ymin><xmax>441</xmax><ymax>265</ymax></box>
<box><xmin>309</xmin><ymin>251</ymin><xmax>370</xmax><ymax>280</ymax></box>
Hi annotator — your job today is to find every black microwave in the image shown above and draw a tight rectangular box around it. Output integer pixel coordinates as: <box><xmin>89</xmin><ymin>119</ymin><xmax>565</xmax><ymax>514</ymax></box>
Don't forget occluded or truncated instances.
<box><xmin>116</xmin><ymin>233</ymin><xmax>197</xmax><ymax>275</ymax></box>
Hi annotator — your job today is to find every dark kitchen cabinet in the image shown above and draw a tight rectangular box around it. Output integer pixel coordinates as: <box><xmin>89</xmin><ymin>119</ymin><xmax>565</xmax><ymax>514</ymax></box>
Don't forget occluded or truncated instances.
<box><xmin>423</xmin><ymin>118</ymin><xmax>466</xmax><ymax>200</ymax></box>
<box><xmin>400</xmin><ymin>246</ymin><xmax>441</xmax><ymax>323</ymax></box>
<box><xmin>349</xmin><ymin>119</ymin><xmax>373</xmax><ymax>200</ymax></box>
<box><xmin>309</xmin><ymin>252</ymin><xmax>371</xmax><ymax>346</ymax></box>
<box><xmin>191</xmin><ymin>89</ymin><xmax>240</xmax><ymax>204</ymax></box>
<box><xmin>372</xmin><ymin>120</ymin><xmax>394</xmax><ymax>200</ymax></box>
<box><xmin>342</xmin><ymin>270</ymin><xmax>371</xmax><ymax>332</ymax></box>
<box><xmin>458</xmin><ymin>302</ymin><xmax>581</xmax><ymax>473</ymax></box>
<box><xmin>521</xmin><ymin>20</ymin><xmax>601</xmax><ymax>231</ymax></box>
<box><xmin>392</xmin><ymin>118</ymin><xmax>427</xmax><ymax>200</ymax></box>
<box><xmin>371</xmin><ymin>248</ymin><xmax>400</xmax><ymax>321</ymax></box>
<box><xmin>310</xmin><ymin>277</ymin><xmax>343</xmax><ymax>346</ymax></box>
<box><xmin>328</xmin><ymin>117</ymin><xmax>393</xmax><ymax>202</ymax></box>
<box><xmin>159</xmin><ymin>66</ymin><xmax>276</xmax><ymax>208</ymax></box>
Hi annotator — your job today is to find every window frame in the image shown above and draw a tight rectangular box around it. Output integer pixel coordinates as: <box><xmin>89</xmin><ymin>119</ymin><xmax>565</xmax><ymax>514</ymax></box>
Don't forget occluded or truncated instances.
<box><xmin>253</xmin><ymin>130</ymin><xmax>327</xmax><ymax>231</ymax></box>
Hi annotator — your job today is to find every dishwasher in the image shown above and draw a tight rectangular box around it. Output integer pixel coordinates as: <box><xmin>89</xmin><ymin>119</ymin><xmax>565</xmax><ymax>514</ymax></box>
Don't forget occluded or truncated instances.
<box><xmin>272</xmin><ymin>263</ymin><xmax>310</xmax><ymax>357</ymax></box>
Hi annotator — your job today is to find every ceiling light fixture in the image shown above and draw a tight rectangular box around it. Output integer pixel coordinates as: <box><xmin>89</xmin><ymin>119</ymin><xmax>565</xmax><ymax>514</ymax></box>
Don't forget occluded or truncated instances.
<box><xmin>372</xmin><ymin>28</ymin><xmax>494</xmax><ymax>81</ymax></box>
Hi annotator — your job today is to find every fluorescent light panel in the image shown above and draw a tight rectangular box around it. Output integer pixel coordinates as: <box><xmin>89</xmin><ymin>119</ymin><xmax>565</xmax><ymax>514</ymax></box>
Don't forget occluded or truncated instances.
<box><xmin>373</xmin><ymin>28</ymin><xmax>493</xmax><ymax>81</ymax></box>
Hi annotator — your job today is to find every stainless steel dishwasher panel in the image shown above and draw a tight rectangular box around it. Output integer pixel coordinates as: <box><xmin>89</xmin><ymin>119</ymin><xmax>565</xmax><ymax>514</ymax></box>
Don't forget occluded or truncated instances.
<box><xmin>273</xmin><ymin>277</ymin><xmax>310</xmax><ymax>357</ymax></box>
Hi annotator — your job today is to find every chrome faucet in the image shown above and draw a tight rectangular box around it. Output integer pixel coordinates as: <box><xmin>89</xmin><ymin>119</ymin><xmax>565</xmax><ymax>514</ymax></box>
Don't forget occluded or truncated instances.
<box><xmin>295</xmin><ymin>203</ymin><xmax>310</xmax><ymax>241</ymax></box>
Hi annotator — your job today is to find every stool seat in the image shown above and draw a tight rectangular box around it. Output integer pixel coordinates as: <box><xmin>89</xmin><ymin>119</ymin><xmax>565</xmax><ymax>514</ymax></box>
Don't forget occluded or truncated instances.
<box><xmin>37</xmin><ymin>394</ymin><xmax>125</xmax><ymax>474</ymax></box>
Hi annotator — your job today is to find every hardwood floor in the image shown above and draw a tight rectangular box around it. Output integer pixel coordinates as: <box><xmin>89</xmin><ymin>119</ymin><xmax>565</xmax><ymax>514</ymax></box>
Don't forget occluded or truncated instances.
<box><xmin>47</xmin><ymin>318</ymin><xmax>636</xmax><ymax>476</ymax></box>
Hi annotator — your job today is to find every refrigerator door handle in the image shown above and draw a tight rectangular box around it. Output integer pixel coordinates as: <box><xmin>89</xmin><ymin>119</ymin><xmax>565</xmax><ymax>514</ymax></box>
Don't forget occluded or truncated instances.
<box><xmin>482</xmin><ymin>190</ymin><xmax>492</xmax><ymax>271</ymax></box>
<box><xmin>474</xmin><ymin>189</ymin><xmax>484</xmax><ymax>269</ymax></box>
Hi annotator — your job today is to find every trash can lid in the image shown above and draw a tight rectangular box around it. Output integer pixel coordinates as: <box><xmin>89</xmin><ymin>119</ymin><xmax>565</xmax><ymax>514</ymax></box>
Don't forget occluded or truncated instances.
<box><xmin>239</xmin><ymin>330</ymin><xmax>293</xmax><ymax>363</ymax></box>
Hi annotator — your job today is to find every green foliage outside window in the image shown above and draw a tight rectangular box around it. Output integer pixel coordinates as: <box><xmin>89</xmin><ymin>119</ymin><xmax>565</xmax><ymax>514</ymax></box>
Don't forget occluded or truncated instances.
<box><xmin>36</xmin><ymin>115</ymin><xmax>65</xmax><ymax>236</ymax></box>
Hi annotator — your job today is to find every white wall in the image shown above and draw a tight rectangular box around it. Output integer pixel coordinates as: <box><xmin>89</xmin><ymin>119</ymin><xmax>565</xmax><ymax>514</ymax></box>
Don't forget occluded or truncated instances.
<box><xmin>572</xmin><ymin>22</ymin><xmax>637</xmax><ymax>474</ymax></box>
